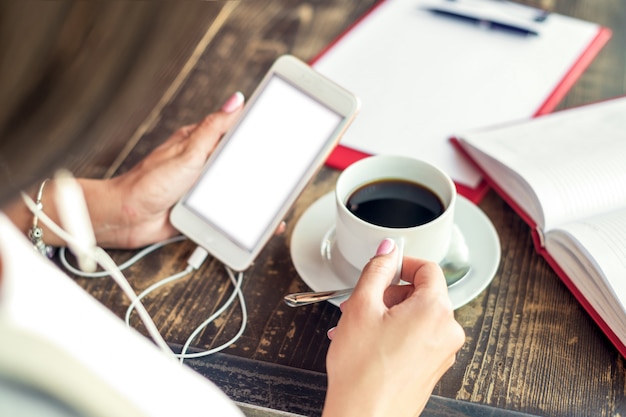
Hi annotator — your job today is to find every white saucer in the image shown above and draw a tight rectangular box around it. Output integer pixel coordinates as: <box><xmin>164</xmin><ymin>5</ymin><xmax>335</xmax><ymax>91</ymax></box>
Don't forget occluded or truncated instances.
<box><xmin>290</xmin><ymin>192</ymin><xmax>501</xmax><ymax>309</ymax></box>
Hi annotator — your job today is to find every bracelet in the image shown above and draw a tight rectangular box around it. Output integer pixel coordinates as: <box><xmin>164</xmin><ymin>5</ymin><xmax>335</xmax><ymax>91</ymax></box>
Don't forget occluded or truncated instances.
<box><xmin>28</xmin><ymin>179</ymin><xmax>55</xmax><ymax>258</ymax></box>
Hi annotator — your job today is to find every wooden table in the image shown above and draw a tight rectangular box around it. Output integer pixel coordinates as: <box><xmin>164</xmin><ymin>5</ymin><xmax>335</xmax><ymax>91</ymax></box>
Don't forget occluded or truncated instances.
<box><xmin>71</xmin><ymin>1</ymin><xmax>626</xmax><ymax>416</ymax></box>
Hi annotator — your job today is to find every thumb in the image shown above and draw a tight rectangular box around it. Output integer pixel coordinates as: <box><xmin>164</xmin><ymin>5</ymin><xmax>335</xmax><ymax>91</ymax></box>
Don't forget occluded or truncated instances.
<box><xmin>350</xmin><ymin>238</ymin><xmax>400</xmax><ymax>307</ymax></box>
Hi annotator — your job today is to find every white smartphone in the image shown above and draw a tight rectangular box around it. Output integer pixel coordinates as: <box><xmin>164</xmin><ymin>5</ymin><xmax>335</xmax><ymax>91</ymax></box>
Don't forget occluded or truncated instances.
<box><xmin>170</xmin><ymin>55</ymin><xmax>360</xmax><ymax>271</ymax></box>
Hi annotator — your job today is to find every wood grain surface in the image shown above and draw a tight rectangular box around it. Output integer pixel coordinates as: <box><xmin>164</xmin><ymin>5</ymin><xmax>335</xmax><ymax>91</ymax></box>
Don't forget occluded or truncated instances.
<box><xmin>67</xmin><ymin>1</ymin><xmax>626</xmax><ymax>416</ymax></box>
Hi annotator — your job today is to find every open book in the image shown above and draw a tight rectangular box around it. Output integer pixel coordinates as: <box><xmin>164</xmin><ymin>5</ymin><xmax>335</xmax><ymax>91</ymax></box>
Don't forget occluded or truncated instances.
<box><xmin>452</xmin><ymin>96</ymin><xmax>626</xmax><ymax>358</ymax></box>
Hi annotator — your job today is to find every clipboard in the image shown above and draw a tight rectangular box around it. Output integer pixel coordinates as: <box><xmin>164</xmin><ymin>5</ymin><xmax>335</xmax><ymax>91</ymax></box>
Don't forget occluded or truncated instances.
<box><xmin>312</xmin><ymin>0</ymin><xmax>611</xmax><ymax>203</ymax></box>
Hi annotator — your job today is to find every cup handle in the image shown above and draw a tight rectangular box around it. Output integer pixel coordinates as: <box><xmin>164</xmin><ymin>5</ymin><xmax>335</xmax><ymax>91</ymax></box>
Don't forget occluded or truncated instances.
<box><xmin>391</xmin><ymin>237</ymin><xmax>404</xmax><ymax>285</ymax></box>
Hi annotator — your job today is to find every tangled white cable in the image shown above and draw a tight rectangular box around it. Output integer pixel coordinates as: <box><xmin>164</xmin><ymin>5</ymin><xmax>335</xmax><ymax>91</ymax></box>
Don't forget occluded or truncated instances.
<box><xmin>59</xmin><ymin>235</ymin><xmax>248</xmax><ymax>364</ymax></box>
<box><xmin>22</xmin><ymin>191</ymin><xmax>177</xmax><ymax>361</ymax></box>
<box><xmin>23</xmin><ymin>183</ymin><xmax>247</xmax><ymax>365</ymax></box>
<box><xmin>59</xmin><ymin>235</ymin><xmax>186</xmax><ymax>278</ymax></box>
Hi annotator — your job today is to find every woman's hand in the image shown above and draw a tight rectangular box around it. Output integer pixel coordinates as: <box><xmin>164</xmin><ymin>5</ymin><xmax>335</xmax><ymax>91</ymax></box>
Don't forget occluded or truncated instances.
<box><xmin>323</xmin><ymin>238</ymin><xmax>465</xmax><ymax>417</ymax></box>
<box><xmin>2</xmin><ymin>92</ymin><xmax>245</xmax><ymax>249</ymax></box>
<box><xmin>87</xmin><ymin>92</ymin><xmax>245</xmax><ymax>248</ymax></box>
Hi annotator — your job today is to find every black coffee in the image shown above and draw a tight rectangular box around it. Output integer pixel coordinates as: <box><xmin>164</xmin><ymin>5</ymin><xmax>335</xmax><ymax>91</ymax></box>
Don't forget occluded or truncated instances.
<box><xmin>346</xmin><ymin>179</ymin><xmax>444</xmax><ymax>228</ymax></box>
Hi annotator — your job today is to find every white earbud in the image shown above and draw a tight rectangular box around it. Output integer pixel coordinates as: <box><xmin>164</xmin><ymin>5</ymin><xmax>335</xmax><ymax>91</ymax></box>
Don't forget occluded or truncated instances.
<box><xmin>53</xmin><ymin>169</ymin><xmax>97</xmax><ymax>273</ymax></box>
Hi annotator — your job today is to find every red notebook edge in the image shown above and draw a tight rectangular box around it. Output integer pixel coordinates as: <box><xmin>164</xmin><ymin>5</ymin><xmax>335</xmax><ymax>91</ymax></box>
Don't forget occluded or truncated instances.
<box><xmin>450</xmin><ymin>137</ymin><xmax>626</xmax><ymax>359</ymax></box>
<box><xmin>533</xmin><ymin>26</ymin><xmax>612</xmax><ymax>116</ymax></box>
<box><xmin>313</xmin><ymin>0</ymin><xmax>612</xmax><ymax>206</ymax></box>
<box><xmin>534</xmin><ymin>236</ymin><xmax>626</xmax><ymax>359</ymax></box>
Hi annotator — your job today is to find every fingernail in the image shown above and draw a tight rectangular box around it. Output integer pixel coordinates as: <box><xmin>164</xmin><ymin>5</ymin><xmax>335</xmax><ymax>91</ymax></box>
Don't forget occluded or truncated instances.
<box><xmin>327</xmin><ymin>327</ymin><xmax>336</xmax><ymax>340</ymax></box>
<box><xmin>221</xmin><ymin>91</ymin><xmax>244</xmax><ymax>113</ymax></box>
<box><xmin>376</xmin><ymin>238</ymin><xmax>395</xmax><ymax>256</ymax></box>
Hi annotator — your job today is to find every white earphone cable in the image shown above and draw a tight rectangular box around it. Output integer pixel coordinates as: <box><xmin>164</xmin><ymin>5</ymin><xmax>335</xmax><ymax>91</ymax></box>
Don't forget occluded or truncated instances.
<box><xmin>177</xmin><ymin>267</ymin><xmax>246</xmax><ymax>363</ymax></box>
<box><xmin>59</xmin><ymin>235</ymin><xmax>187</xmax><ymax>278</ymax></box>
<box><xmin>22</xmin><ymin>176</ymin><xmax>249</xmax><ymax>364</ymax></box>
<box><xmin>21</xmin><ymin>192</ymin><xmax>178</xmax><ymax>361</ymax></box>
<box><xmin>120</xmin><ymin>246</ymin><xmax>247</xmax><ymax>364</ymax></box>
<box><xmin>27</xmin><ymin>190</ymin><xmax>248</xmax><ymax>363</ymax></box>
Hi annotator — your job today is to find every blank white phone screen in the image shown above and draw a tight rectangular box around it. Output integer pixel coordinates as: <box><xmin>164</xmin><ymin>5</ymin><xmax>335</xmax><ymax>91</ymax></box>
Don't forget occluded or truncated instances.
<box><xmin>184</xmin><ymin>75</ymin><xmax>343</xmax><ymax>251</ymax></box>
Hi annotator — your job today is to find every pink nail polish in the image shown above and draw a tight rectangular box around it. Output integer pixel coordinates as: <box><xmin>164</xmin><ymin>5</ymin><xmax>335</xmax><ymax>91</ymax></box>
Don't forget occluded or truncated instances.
<box><xmin>327</xmin><ymin>327</ymin><xmax>336</xmax><ymax>340</ymax></box>
<box><xmin>376</xmin><ymin>238</ymin><xmax>395</xmax><ymax>256</ymax></box>
<box><xmin>221</xmin><ymin>91</ymin><xmax>244</xmax><ymax>113</ymax></box>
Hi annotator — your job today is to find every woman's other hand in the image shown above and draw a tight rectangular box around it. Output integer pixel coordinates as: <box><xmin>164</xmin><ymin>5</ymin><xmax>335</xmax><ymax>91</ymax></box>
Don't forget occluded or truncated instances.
<box><xmin>323</xmin><ymin>238</ymin><xmax>465</xmax><ymax>417</ymax></box>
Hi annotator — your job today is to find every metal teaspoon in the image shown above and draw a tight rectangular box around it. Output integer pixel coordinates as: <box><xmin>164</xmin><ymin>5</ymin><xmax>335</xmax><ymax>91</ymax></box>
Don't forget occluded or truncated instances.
<box><xmin>283</xmin><ymin>226</ymin><xmax>471</xmax><ymax>307</ymax></box>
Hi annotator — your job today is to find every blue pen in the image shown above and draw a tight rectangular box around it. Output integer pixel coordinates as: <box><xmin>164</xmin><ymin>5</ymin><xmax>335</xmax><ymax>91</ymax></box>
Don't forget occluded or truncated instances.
<box><xmin>426</xmin><ymin>7</ymin><xmax>539</xmax><ymax>36</ymax></box>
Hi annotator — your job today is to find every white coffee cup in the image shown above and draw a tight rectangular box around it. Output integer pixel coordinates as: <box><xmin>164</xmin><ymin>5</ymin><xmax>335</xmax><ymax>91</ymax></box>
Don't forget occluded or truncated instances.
<box><xmin>334</xmin><ymin>155</ymin><xmax>456</xmax><ymax>275</ymax></box>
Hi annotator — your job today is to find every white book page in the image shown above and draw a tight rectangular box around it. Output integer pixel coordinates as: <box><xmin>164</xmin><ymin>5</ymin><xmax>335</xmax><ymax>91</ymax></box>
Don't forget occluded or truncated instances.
<box><xmin>545</xmin><ymin>209</ymin><xmax>626</xmax><ymax>346</ymax></box>
<box><xmin>458</xmin><ymin>97</ymin><xmax>626</xmax><ymax>231</ymax></box>
<box><xmin>313</xmin><ymin>0</ymin><xmax>601</xmax><ymax>189</ymax></box>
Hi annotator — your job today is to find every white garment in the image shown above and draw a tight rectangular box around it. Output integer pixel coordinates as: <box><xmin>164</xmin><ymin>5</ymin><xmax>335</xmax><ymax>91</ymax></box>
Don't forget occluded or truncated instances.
<box><xmin>0</xmin><ymin>213</ymin><xmax>243</xmax><ymax>417</ymax></box>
